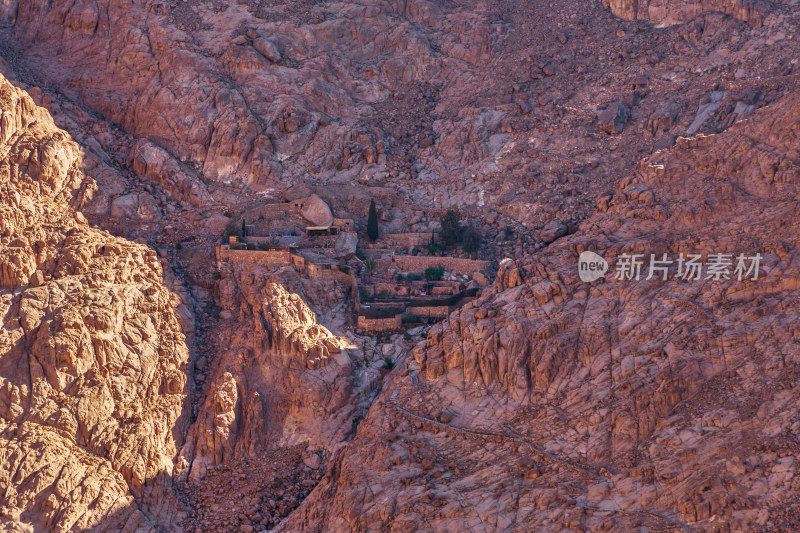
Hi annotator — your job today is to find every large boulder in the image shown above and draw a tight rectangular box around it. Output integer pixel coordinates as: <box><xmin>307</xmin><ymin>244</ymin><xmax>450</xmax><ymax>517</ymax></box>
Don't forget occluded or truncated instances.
<box><xmin>540</xmin><ymin>221</ymin><xmax>568</xmax><ymax>243</ymax></box>
<box><xmin>597</xmin><ymin>103</ymin><xmax>630</xmax><ymax>134</ymax></box>
<box><xmin>301</xmin><ymin>194</ymin><xmax>333</xmax><ymax>226</ymax></box>
<box><xmin>110</xmin><ymin>192</ymin><xmax>158</xmax><ymax>219</ymax></box>
<box><xmin>130</xmin><ymin>140</ymin><xmax>211</xmax><ymax>206</ymax></box>
<box><xmin>687</xmin><ymin>102</ymin><xmax>720</xmax><ymax>136</ymax></box>
<box><xmin>110</xmin><ymin>193</ymin><xmax>140</xmax><ymax>219</ymax></box>
<box><xmin>335</xmin><ymin>232</ymin><xmax>358</xmax><ymax>258</ymax></box>
<box><xmin>253</xmin><ymin>38</ymin><xmax>281</xmax><ymax>62</ymax></box>
<box><xmin>648</xmin><ymin>102</ymin><xmax>680</xmax><ymax>134</ymax></box>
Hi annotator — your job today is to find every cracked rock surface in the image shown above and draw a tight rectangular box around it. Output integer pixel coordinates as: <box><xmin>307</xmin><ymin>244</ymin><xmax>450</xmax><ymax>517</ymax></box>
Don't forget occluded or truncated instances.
<box><xmin>1</xmin><ymin>0</ymin><xmax>800</xmax><ymax>531</ymax></box>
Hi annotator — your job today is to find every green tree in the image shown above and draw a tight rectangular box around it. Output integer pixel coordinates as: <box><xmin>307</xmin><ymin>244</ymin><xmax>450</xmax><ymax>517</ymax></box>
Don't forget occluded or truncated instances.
<box><xmin>241</xmin><ymin>219</ymin><xmax>247</xmax><ymax>237</ymax></box>
<box><xmin>462</xmin><ymin>223</ymin><xmax>482</xmax><ymax>255</ymax></box>
<box><xmin>224</xmin><ymin>218</ymin><xmax>239</xmax><ymax>237</ymax></box>
<box><xmin>440</xmin><ymin>208</ymin><xmax>463</xmax><ymax>246</ymax></box>
<box><xmin>367</xmin><ymin>199</ymin><xmax>379</xmax><ymax>241</ymax></box>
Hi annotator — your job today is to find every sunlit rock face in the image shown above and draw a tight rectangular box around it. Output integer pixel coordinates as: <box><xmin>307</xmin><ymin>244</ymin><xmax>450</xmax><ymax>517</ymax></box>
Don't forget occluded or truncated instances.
<box><xmin>0</xmin><ymin>74</ymin><xmax>190</xmax><ymax>531</ymax></box>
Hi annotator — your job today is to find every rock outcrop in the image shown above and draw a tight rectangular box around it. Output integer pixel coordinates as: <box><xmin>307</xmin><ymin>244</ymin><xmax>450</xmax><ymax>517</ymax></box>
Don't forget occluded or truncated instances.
<box><xmin>2</xmin><ymin>0</ymin><xmax>800</xmax><ymax>530</ymax></box>
<box><xmin>279</xmin><ymin>89</ymin><xmax>800</xmax><ymax>532</ymax></box>
<box><xmin>601</xmin><ymin>0</ymin><xmax>772</xmax><ymax>26</ymax></box>
<box><xmin>180</xmin><ymin>263</ymin><xmax>377</xmax><ymax>468</ymax></box>
<box><xmin>0</xmin><ymin>74</ymin><xmax>191</xmax><ymax>531</ymax></box>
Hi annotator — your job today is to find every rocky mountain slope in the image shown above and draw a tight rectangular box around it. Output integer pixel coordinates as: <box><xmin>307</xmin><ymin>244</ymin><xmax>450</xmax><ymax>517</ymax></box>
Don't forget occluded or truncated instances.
<box><xmin>280</xmin><ymin>87</ymin><xmax>800</xmax><ymax>532</ymax></box>
<box><xmin>5</xmin><ymin>0</ymin><xmax>798</xmax><ymax>235</ymax></box>
<box><xmin>0</xmin><ymin>73</ymin><xmax>191</xmax><ymax>532</ymax></box>
<box><xmin>0</xmin><ymin>0</ymin><xmax>799</xmax><ymax>531</ymax></box>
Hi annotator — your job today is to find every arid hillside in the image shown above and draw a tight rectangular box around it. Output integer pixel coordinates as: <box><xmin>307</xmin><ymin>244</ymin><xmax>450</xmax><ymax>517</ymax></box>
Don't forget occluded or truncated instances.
<box><xmin>0</xmin><ymin>73</ymin><xmax>190</xmax><ymax>531</ymax></box>
<box><xmin>280</xmin><ymin>88</ymin><xmax>800</xmax><ymax>532</ymax></box>
<box><xmin>0</xmin><ymin>0</ymin><xmax>799</xmax><ymax>531</ymax></box>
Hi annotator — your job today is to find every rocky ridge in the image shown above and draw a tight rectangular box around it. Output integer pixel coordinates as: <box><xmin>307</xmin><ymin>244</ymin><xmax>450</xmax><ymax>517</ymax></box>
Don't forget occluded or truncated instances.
<box><xmin>0</xmin><ymin>0</ymin><xmax>799</xmax><ymax>531</ymax></box>
<box><xmin>0</xmin><ymin>73</ymin><xmax>191</xmax><ymax>531</ymax></box>
<box><xmin>280</xmin><ymin>89</ymin><xmax>800</xmax><ymax>531</ymax></box>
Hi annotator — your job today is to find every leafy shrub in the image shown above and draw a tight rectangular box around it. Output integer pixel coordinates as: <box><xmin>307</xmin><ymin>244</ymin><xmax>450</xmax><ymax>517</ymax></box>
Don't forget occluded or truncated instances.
<box><xmin>224</xmin><ymin>218</ymin><xmax>240</xmax><ymax>236</ymax></box>
<box><xmin>204</xmin><ymin>302</ymin><xmax>221</xmax><ymax>319</ymax></box>
<box><xmin>440</xmin><ymin>208</ymin><xmax>463</xmax><ymax>246</ymax></box>
<box><xmin>426</xmin><ymin>243</ymin><xmax>444</xmax><ymax>255</ymax></box>
<box><xmin>462</xmin><ymin>223</ymin><xmax>482</xmax><ymax>254</ymax></box>
<box><xmin>364</xmin><ymin>257</ymin><xmax>377</xmax><ymax>276</ymax></box>
<box><xmin>424</xmin><ymin>265</ymin><xmax>445</xmax><ymax>281</ymax></box>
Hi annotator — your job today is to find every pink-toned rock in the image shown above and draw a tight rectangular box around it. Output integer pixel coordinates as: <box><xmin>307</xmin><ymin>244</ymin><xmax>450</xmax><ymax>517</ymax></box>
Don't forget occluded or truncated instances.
<box><xmin>300</xmin><ymin>194</ymin><xmax>334</xmax><ymax>226</ymax></box>
<box><xmin>0</xmin><ymin>73</ymin><xmax>190</xmax><ymax>532</ymax></box>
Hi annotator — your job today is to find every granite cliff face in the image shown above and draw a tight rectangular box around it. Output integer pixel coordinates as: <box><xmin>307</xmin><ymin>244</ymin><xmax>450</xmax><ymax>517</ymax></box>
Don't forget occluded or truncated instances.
<box><xmin>6</xmin><ymin>0</ymin><xmax>795</xmax><ymax>234</ymax></box>
<box><xmin>1</xmin><ymin>0</ymin><xmax>799</xmax><ymax>531</ymax></box>
<box><xmin>281</xmin><ymin>88</ymin><xmax>800</xmax><ymax>533</ymax></box>
<box><xmin>0</xmin><ymin>74</ymin><xmax>191</xmax><ymax>531</ymax></box>
<box><xmin>174</xmin><ymin>262</ymin><xmax>395</xmax><ymax>530</ymax></box>
<box><xmin>181</xmin><ymin>270</ymin><xmax>366</xmax><ymax>481</ymax></box>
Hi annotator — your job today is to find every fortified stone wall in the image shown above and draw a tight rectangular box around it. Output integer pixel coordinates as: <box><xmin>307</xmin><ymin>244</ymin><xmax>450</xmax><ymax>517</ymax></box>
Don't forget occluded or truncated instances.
<box><xmin>372</xmin><ymin>233</ymin><xmax>433</xmax><ymax>248</ymax></box>
<box><xmin>357</xmin><ymin>315</ymin><xmax>402</xmax><ymax>332</ymax></box>
<box><xmin>241</xmin><ymin>236</ymin><xmax>302</xmax><ymax>246</ymax></box>
<box><xmin>381</xmin><ymin>255</ymin><xmax>491</xmax><ymax>276</ymax></box>
<box><xmin>217</xmin><ymin>246</ymin><xmax>294</xmax><ymax>266</ymax></box>
<box><xmin>406</xmin><ymin>306</ymin><xmax>451</xmax><ymax>319</ymax></box>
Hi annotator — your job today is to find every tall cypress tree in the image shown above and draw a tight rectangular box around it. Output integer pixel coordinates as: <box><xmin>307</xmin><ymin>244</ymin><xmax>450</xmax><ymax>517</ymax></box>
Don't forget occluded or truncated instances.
<box><xmin>367</xmin><ymin>200</ymin><xmax>379</xmax><ymax>241</ymax></box>
<box><xmin>241</xmin><ymin>219</ymin><xmax>246</xmax><ymax>237</ymax></box>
